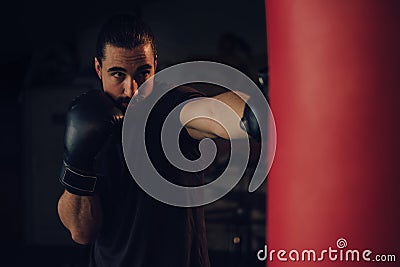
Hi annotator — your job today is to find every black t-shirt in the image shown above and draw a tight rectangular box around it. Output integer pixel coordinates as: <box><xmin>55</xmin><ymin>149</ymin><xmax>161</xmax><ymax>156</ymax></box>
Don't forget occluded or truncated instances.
<box><xmin>89</xmin><ymin>86</ymin><xmax>210</xmax><ymax>267</ymax></box>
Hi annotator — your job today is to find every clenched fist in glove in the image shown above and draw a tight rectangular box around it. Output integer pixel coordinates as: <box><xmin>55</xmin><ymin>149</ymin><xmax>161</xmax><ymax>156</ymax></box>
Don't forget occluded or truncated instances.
<box><xmin>59</xmin><ymin>90</ymin><xmax>124</xmax><ymax>196</ymax></box>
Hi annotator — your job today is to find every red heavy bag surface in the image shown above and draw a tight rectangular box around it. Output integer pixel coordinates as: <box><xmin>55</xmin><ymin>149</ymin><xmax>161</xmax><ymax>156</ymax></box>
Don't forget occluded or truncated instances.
<box><xmin>265</xmin><ymin>0</ymin><xmax>400</xmax><ymax>266</ymax></box>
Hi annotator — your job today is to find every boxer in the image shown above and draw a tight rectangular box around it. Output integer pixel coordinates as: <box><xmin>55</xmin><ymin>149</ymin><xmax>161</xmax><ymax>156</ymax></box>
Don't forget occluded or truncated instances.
<box><xmin>57</xmin><ymin>14</ymin><xmax>260</xmax><ymax>267</ymax></box>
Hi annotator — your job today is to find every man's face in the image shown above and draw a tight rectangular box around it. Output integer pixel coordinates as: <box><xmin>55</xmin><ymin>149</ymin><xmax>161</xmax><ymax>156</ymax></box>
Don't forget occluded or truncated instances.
<box><xmin>94</xmin><ymin>43</ymin><xmax>157</xmax><ymax>110</ymax></box>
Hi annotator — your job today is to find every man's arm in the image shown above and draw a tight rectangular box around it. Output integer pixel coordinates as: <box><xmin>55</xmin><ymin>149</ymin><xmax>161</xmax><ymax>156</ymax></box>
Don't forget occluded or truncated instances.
<box><xmin>180</xmin><ymin>91</ymin><xmax>250</xmax><ymax>140</ymax></box>
<box><xmin>57</xmin><ymin>90</ymin><xmax>123</xmax><ymax>244</ymax></box>
<box><xmin>57</xmin><ymin>190</ymin><xmax>102</xmax><ymax>244</ymax></box>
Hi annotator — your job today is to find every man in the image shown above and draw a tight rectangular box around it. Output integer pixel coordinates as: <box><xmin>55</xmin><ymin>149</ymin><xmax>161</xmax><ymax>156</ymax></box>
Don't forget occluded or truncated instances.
<box><xmin>57</xmin><ymin>14</ymin><xmax>260</xmax><ymax>267</ymax></box>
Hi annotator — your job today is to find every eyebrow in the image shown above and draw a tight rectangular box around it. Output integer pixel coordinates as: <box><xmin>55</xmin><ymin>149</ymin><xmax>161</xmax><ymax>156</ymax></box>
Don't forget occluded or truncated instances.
<box><xmin>107</xmin><ymin>64</ymin><xmax>153</xmax><ymax>73</ymax></box>
<box><xmin>136</xmin><ymin>64</ymin><xmax>153</xmax><ymax>71</ymax></box>
<box><xmin>107</xmin><ymin>67</ymin><xmax>126</xmax><ymax>73</ymax></box>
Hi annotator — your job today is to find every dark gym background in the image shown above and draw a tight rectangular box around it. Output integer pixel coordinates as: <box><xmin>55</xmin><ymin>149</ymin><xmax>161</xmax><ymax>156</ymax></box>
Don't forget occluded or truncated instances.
<box><xmin>1</xmin><ymin>0</ymin><xmax>268</xmax><ymax>266</ymax></box>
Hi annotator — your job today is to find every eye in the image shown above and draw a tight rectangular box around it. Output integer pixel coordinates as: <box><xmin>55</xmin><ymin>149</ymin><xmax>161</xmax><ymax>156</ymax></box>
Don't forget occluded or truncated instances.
<box><xmin>111</xmin><ymin>72</ymin><xmax>126</xmax><ymax>79</ymax></box>
<box><xmin>134</xmin><ymin>71</ymin><xmax>151</xmax><ymax>83</ymax></box>
<box><xmin>137</xmin><ymin>71</ymin><xmax>150</xmax><ymax>79</ymax></box>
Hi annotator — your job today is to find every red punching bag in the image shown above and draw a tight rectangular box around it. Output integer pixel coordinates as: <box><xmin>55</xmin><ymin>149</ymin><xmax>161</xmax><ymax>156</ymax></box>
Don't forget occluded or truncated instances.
<box><xmin>265</xmin><ymin>0</ymin><xmax>400</xmax><ymax>266</ymax></box>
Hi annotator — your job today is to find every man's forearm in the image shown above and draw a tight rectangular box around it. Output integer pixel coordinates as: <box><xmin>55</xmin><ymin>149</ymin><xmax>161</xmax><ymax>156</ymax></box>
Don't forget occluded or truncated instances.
<box><xmin>211</xmin><ymin>91</ymin><xmax>250</xmax><ymax>139</ymax></box>
<box><xmin>181</xmin><ymin>91</ymin><xmax>250</xmax><ymax>140</ymax></box>
<box><xmin>57</xmin><ymin>190</ymin><xmax>103</xmax><ymax>244</ymax></box>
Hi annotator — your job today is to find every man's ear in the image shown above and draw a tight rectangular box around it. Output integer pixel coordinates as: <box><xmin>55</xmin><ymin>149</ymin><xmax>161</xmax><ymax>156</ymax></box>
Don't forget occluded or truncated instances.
<box><xmin>94</xmin><ymin>57</ymin><xmax>102</xmax><ymax>79</ymax></box>
<box><xmin>154</xmin><ymin>59</ymin><xmax>158</xmax><ymax>72</ymax></box>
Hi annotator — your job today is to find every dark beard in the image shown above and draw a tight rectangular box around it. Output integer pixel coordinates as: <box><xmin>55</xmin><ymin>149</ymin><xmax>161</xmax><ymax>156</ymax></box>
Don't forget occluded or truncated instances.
<box><xmin>116</xmin><ymin>96</ymin><xmax>131</xmax><ymax>112</ymax></box>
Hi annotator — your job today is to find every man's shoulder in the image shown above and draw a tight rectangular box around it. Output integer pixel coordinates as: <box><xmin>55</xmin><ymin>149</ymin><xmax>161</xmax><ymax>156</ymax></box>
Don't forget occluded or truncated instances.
<box><xmin>155</xmin><ymin>85</ymin><xmax>206</xmax><ymax>108</ymax></box>
<box><xmin>171</xmin><ymin>85</ymin><xmax>206</xmax><ymax>99</ymax></box>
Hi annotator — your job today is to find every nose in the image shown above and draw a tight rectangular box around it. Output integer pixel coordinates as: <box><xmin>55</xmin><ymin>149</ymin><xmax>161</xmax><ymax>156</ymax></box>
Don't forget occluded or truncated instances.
<box><xmin>123</xmin><ymin>77</ymin><xmax>138</xmax><ymax>98</ymax></box>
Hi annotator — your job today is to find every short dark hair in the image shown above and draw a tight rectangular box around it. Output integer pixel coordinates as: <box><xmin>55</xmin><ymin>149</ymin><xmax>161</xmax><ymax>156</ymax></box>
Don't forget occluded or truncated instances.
<box><xmin>95</xmin><ymin>14</ymin><xmax>157</xmax><ymax>66</ymax></box>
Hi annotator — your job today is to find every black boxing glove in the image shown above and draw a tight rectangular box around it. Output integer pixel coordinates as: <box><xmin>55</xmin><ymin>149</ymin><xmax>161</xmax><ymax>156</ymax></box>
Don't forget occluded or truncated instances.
<box><xmin>240</xmin><ymin>97</ymin><xmax>261</xmax><ymax>142</ymax></box>
<box><xmin>59</xmin><ymin>90</ymin><xmax>124</xmax><ymax>195</ymax></box>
